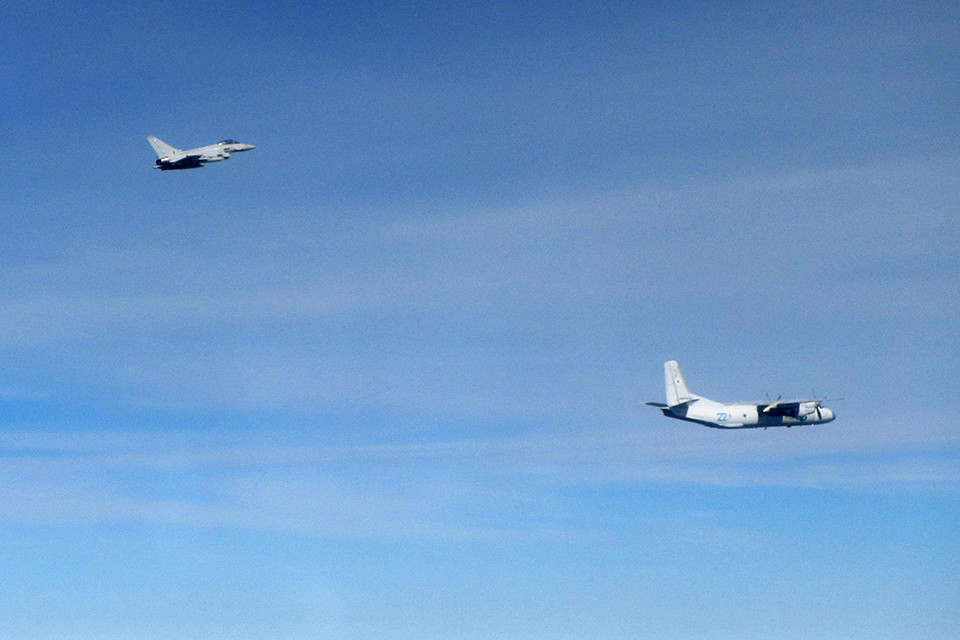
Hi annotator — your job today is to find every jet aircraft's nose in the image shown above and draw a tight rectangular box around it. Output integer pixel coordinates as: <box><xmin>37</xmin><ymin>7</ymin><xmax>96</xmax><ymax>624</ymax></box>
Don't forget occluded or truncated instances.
<box><xmin>239</xmin><ymin>143</ymin><xmax>256</xmax><ymax>151</ymax></box>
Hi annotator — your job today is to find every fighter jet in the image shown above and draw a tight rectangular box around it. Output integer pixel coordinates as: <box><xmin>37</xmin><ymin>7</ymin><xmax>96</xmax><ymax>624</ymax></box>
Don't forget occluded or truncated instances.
<box><xmin>147</xmin><ymin>136</ymin><xmax>255</xmax><ymax>170</ymax></box>
<box><xmin>646</xmin><ymin>361</ymin><xmax>838</xmax><ymax>428</ymax></box>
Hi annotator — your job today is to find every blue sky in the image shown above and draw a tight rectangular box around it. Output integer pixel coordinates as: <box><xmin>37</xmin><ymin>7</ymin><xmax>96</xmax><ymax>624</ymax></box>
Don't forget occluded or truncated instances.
<box><xmin>1</xmin><ymin>1</ymin><xmax>958</xmax><ymax>638</ymax></box>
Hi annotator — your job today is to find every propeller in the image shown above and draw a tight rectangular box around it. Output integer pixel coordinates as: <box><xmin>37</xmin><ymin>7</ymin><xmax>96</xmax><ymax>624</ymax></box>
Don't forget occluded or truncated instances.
<box><xmin>762</xmin><ymin>395</ymin><xmax>781</xmax><ymax>413</ymax></box>
<box><xmin>813</xmin><ymin>397</ymin><xmax>844</xmax><ymax>420</ymax></box>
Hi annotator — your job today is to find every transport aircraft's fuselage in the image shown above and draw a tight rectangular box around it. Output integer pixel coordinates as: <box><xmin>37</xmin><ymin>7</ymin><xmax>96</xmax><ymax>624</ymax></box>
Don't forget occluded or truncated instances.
<box><xmin>647</xmin><ymin>361</ymin><xmax>838</xmax><ymax>429</ymax></box>
<box><xmin>655</xmin><ymin>398</ymin><xmax>835</xmax><ymax>429</ymax></box>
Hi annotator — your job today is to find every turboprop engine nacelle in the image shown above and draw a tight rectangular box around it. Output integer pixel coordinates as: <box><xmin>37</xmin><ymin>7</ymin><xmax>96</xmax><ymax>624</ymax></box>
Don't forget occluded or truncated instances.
<box><xmin>798</xmin><ymin>402</ymin><xmax>819</xmax><ymax>417</ymax></box>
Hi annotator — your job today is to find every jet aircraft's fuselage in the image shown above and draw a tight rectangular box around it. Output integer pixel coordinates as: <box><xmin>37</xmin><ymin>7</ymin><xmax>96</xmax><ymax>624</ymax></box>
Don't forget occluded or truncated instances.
<box><xmin>149</xmin><ymin>137</ymin><xmax>256</xmax><ymax>170</ymax></box>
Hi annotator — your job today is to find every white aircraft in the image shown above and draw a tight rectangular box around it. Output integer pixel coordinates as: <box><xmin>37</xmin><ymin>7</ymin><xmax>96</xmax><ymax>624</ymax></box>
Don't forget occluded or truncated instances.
<box><xmin>646</xmin><ymin>361</ymin><xmax>838</xmax><ymax>429</ymax></box>
<box><xmin>147</xmin><ymin>136</ymin><xmax>255</xmax><ymax>170</ymax></box>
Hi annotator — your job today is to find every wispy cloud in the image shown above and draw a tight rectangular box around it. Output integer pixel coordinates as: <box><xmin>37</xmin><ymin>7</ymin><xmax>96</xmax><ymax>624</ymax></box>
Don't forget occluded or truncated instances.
<box><xmin>1</xmin><ymin>419</ymin><xmax>956</xmax><ymax>537</ymax></box>
<box><xmin>2</xmin><ymin>155</ymin><xmax>957</xmax><ymax>426</ymax></box>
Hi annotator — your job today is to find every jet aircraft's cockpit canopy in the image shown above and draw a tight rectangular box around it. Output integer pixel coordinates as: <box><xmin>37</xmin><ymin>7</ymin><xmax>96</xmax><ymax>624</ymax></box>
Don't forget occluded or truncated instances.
<box><xmin>218</xmin><ymin>140</ymin><xmax>239</xmax><ymax>144</ymax></box>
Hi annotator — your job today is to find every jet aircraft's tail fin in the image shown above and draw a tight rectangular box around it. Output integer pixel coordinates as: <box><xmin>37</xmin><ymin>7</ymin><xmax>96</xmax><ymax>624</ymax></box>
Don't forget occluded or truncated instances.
<box><xmin>664</xmin><ymin>360</ymin><xmax>697</xmax><ymax>407</ymax></box>
<box><xmin>147</xmin><ymin>136</ymin><xmax>180</xmax><ymax>158</ymax></box>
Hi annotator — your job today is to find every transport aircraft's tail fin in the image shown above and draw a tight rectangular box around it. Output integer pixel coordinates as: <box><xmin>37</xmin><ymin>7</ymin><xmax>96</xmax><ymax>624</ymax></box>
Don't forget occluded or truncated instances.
<box><xmin>665</xmin><ymin>360</ymin><xmax>697</xmax><ymax>407</ymax></box>
<box><xmin>147</xmin><ymin>136</ymin><xmax>180</xmax><ymax>158</ymax></box>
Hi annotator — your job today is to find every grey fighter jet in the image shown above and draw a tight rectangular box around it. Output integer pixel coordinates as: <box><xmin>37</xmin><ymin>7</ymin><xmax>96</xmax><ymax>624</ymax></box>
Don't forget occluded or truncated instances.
<box><xmin>147</xmin><ymin>136</ymin><xmax>255</xmax><ymax>170</ymax></box>
<box><xmin>646</xmin><ymin>361</ymin><xmax>839</xmax><ymax>429</ymax></box>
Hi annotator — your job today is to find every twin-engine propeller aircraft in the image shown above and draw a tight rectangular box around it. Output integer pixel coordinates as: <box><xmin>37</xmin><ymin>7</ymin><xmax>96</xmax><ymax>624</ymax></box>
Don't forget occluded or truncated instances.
<box><xmin>646</xmin><ymin>361</ymin><xmax>838</xmax><ymax>429</ymax></box>
<box><xmin>147</xmin><ymin>136</ymin><xmax>255</xmax><ymax>170</ymax></box>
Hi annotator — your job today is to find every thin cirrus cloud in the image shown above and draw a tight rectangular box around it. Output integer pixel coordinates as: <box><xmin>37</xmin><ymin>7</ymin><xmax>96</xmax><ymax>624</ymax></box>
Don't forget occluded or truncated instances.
<box><xmin>0</xmin><ymin>154</ymin><xmax>956</xmax><ymax>422</ymax></box>
<box><xmin>0</xmin><ymin>417</ymin><xmax>955</xmax><ymax>537</ymax></box>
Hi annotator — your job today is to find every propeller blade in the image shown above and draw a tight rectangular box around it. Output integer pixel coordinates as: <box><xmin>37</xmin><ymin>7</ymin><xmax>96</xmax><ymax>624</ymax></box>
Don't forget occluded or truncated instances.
<box><xmin>763</xmin><ymin>395</ymin><xmax>782</xmax><ymax>413</ymax></box>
